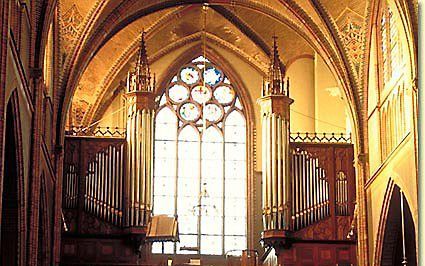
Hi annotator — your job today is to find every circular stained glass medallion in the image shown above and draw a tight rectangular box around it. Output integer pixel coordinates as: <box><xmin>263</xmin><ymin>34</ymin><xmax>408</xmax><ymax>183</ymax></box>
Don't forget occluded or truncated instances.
<box><xmin>168</xmin><ymin>84</ymin><xmax>189</xmax><ymax>103</ymax></box>
<box><xmin>180</xmin><ymin>67</ymin><xmax>199</xmax><ymax>85</ymax></box>
<box><xmin>203</xmin><ymin>66</ymin><xmax>222</xmax><ymax>86</ymax></box>
<box><xmin>214</xmin><ymin>86</ymin><xmax>235</xmax><ymax>104</ymax></box>
<box><xmin>191</xmin><ymin>85</ymin><xmax>211</xmax><ymax>104</ymax></box>
<box><xmin>179</xmin><ymin>102</ymin><xmax>200</xmax><ymax>121</ymax></box>
<box><xmin>203</xmin><ymin>104</ymin><xmax>222</xmax><ymax>122</ymax></box>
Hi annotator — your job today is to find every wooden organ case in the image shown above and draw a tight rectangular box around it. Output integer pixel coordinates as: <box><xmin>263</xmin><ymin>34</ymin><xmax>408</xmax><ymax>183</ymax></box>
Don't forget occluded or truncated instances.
<box><xmin>60</xmin><ymin>36</ymin><xmax>357</xmax><ymax>265</ymax></box>
<box><xmin>61</xmin><ymin>32</ymin><xmax>156</xmax><ymax>265</ymax></box>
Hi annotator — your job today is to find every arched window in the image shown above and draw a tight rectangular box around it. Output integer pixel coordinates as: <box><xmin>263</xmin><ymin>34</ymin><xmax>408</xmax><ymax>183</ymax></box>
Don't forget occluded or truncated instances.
<box><xmin>378</xmin><ymin>2</ymin><xmax>410</xmax><ymax>160</ymax></box>
<box><xmin>153</xmin><ymin>56</ymin><xmax>247</xmax><ymax>255</ymax></box>
<box><xmin>379</xmin><ymin>4</ymin><xmax>402</xmax><ymax>86</ymax></box>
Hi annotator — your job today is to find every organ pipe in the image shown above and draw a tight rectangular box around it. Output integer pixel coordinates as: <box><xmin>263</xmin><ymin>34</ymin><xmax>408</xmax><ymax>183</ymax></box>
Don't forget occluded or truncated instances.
<box><xmin>290</xmin><ymin>149</ymin><xmax>330</xmax><ymax>230</ymax></box>
<box><xmin>258</xmin><ymin>94</ymin><xmax>293</xmax><ymax>231</ymax></box>
<box><xmin>79</xmin><ymin>143</ymin><xmax>125</xmax><ymax>226</ymax></box>
<box><xmin>124</xmin><ymin>30</ymin><xmax>155</xmax><ymax>227</ymax></box>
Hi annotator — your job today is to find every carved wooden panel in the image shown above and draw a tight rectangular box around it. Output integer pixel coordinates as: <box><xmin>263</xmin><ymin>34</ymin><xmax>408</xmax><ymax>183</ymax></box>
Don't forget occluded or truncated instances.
<box><xmin>276</xmin><ymin>242</ymin><xmax>357</xmax><ymax>265</ymax></box>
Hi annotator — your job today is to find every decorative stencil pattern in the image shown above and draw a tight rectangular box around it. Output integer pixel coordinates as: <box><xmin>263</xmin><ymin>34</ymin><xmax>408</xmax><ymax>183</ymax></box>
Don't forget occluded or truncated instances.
<box><xmin>336</xmin><ymin>8</ymin><xmax>365</xmax><ymax>74</ymax></box>
<box><xmin>60</xmin><ymin>4</ymin><xmax>83</xmax><ymax>54</ymax></box>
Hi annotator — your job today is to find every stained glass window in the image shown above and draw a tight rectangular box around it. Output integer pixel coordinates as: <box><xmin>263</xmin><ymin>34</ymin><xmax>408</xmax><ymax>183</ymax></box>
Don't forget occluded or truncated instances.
<box><xmin>153</xmin><ymin>56</ymin><xmax>247</xmax><ymax>255</ymax></box>
<box><xmin>169</xmin><ymin>84</ymin><xmax>190</xmax><ymax>103</ymax></box>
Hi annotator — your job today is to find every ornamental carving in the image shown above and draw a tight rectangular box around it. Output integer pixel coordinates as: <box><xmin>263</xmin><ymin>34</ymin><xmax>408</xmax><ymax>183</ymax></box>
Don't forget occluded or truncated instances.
<box><xmin>293</xmin><ymin>218</ymin><xmax>333</xmax><ymax>240</ymax></box>
<box><xmin>72</xmin><ymin>99</ymin><xmax>89</xmax><ymax>126</ymax></box>
<box><xmin>79</xmin><ymin>212</ymin><xmax>121</xmax><ymax>235</ymax></box>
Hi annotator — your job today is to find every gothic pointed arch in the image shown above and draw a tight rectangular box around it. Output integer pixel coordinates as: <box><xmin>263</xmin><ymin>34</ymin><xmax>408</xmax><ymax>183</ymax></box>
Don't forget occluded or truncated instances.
<box><xmin>374</xmin><ymin>180</ymin><xmax>417</xmax><ymax>265</ymax></box>
<box><xmin>1</xmin><ymin>90</ymin><xmax>26</xmax><ymax>266</ymax></box>
<box><xmin>153</xmin><ymin>54</ymin><xmax>254</xmax><ymax>255</ymax></box>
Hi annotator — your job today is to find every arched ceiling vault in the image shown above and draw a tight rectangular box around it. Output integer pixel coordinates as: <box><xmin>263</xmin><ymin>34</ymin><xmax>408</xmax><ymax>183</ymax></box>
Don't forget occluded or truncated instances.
<box><xmin>58</xmin><ymin>0</ymin><xmax>369</xmax><ymax>151</ymax></box>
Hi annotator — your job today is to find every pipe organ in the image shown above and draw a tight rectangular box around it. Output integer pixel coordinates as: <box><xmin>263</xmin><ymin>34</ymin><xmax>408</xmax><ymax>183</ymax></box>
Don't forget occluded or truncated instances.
<box><xmin>258</xmin><ymin>37</ymin><xmax>355</xmax><ymax>257</ymax></box>
<box><xmin>85</xmin><ymin>144</ymin><xmax>125</xmax><ymax>226</ymax></box>
<box><xmin>63</xmin><ymin>164</ymin><xmax>78</xmax><ymax>208</ymax></box>
<box><xmin>124</xmin><ymin>31</ymin><xmax>156</xmax><ymax>227</ymax></box>
<box><xmin>125</xmin><ymin>105</ymin><xmax>154</xmax><ymax>227</ymax></box>
<box><xmin>258</xmin><ymin>36</ymin><xmax>293</xmax><ymax>231</ymax></box>
<box><xmin>336</xmin><ymin>171</ymin><xmax>349</xmax><ymax>216</ymax></box>
<box><xmin>291</xmin><ymin>148</ymin><xmax>329</xmax><ymax>231</ymax></box>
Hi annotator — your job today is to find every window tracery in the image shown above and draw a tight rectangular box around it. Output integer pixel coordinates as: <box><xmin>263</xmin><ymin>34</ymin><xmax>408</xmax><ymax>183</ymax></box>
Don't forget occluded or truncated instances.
<box><xmin>153</xmin><ymin>56</ymin><xmax>247</xmax><ymax>255</ymax></box>
<box><xmin>380</xmin><ymin>6</ymin><xmax>401</xmax><ymax>86</ymax></box>
<box><xmin>378</xmin><ymin>3</ymin><xmax>410</xmax><ymax>160</ymax></box>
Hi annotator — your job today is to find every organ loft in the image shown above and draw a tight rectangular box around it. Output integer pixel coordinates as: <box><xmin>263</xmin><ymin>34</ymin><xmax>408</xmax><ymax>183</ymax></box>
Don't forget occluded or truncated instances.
<box><xmin>0</xmin><ymin>1</ymin><xmax>419</xmax><ymax>266</ymax></box>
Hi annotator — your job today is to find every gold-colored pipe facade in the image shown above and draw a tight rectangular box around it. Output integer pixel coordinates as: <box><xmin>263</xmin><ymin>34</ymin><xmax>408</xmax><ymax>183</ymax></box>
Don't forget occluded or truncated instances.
<box><xmin>258</xmin><ymin>95</ymin><xmax>293</xmax><ymax>231</ymax></box>
<box><xmin>125</xmin><ymin>91</ymin><xmax>155</xmax><ymax>227</ymax></box>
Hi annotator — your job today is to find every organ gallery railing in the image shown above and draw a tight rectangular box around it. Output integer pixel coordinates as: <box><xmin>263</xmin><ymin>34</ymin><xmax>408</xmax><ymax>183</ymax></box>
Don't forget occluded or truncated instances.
<box><xmin>65</xmin><ymin>126</ymin><xmax>127</xmax><ymax>138</ymax></box>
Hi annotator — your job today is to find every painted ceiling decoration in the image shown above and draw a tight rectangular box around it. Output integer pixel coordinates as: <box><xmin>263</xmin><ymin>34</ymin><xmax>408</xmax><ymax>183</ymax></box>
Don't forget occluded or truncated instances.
<box><xmin>336</xmin><ymin>8</ymin><xmax>365</xmax><ymax>75</ymax></box>
<box><xmin>59</xmin><ymin>0</ymin><xmax>369</xmax><ymax>131</ymax></box>
<box><xmin>60</xmin><ymin>4</ymin><xmax>83</xmax><ymax>55</ymax></box>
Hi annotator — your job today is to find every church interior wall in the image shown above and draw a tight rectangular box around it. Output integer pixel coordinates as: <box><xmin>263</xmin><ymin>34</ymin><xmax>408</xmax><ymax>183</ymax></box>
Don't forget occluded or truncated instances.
<box><xmin>364</xmin><ymin>0</ymin><xmax>418</xmax><ymax>263</ymax></box>
<box><xmin>313</xmin><ymin>54</ymin><xmax>349</xmax><ymax>134</ymax></box>
<box><xmin>5</xmin><ymin>43</ymin><xmax>32</xmax><ymax>200</ymax></box>
<box><xmin>0</xmin><ymin>0</ymin><xmax>418</xmax><ymax>265</ymax></box>
<box><xmin>286</xmin><ymin>56</ymin><xmax>315</xmax><ymax>133</ymax></box>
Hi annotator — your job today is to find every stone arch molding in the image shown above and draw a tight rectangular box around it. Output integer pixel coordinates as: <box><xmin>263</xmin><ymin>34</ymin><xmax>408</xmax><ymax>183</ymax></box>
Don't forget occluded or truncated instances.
<box><xmin>2</xmin><ymin>90</ymin><xmax>26</xmax><ymax>266</ymax></box>
<box><xmin>374</xmin><ymin>178</ymin><xmax>417</xmax><ymax>265</ymax></box>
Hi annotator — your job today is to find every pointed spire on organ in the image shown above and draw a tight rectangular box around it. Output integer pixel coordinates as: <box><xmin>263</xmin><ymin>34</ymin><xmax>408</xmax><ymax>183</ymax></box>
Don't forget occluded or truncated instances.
<box><xmin>262</xmin><ymin>35</ymin><xmax>289</xmax><ymax>97</ymax></box>
<box><xmin>127</xmin><ymin>30</ymin><xmax>155</xmax><ymax>92</ymax></box>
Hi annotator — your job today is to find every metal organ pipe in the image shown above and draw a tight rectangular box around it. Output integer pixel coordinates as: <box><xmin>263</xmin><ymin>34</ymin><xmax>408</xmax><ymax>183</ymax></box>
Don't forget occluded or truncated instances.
<box><xmin>290</xmin><ymin>148</ymin><xmax>330</xmax><ymax>230</ymax></box>
<box><xmin>125</xmin><ymin>90</ymin><xmax>155</xmax><ymax>227</ymax></box>
<box><xmin>258</xmin><ymin>92</ymin><xmax>293</xmax><ymax>231</ymax></box>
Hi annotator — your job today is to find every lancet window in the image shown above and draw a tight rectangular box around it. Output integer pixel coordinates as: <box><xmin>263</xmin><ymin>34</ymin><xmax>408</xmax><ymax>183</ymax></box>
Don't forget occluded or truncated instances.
<box><xmin>378</xmin><ymin>3</ymin><xmax>410</xmax><ymax>160</ymax></box>
<box><xmin>380</xmin><ymin>6</ymin><xmax>402</xmax><ymax>86</ymax></box>
<box><xmin>153</xmin><ymin>56</ymin><xmax>247</xmax><ymax>255</ymax></box>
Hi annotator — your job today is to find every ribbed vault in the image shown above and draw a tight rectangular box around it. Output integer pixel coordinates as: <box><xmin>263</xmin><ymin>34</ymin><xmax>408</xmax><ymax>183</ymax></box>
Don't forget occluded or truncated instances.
<box><xmin>58</xmin><ymin>0</ymin><xmax>370</xmax><ymax>153</ymax></box>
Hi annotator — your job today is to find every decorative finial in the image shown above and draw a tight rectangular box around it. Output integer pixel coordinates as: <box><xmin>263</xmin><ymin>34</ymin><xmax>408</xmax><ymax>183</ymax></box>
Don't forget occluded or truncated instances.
<box><xmin>262</xmin><ymin>35</ymin><xmax>289</xmax><ymax>97</ymax></box>
<box><xmin>136</xmin><ymin>30</ymin><xmax>148</xmax><ymax>70</ymax></box>
<box><xmin>127</xmin><ymin>30</ymin><xmax>155</xmax><ymax>93</ymax></box>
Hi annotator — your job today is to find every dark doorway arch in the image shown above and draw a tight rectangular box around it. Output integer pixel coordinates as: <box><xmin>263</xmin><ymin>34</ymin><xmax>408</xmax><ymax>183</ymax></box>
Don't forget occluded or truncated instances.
<box><xmin>1</xmin><ymin>96</ymin><xmax>20</xmax><ymax>265</ymax></box>
<box><xmin>381</xmin><ymin>185</ymin><xmax>417</xmax><ymax>266</ymax></box>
